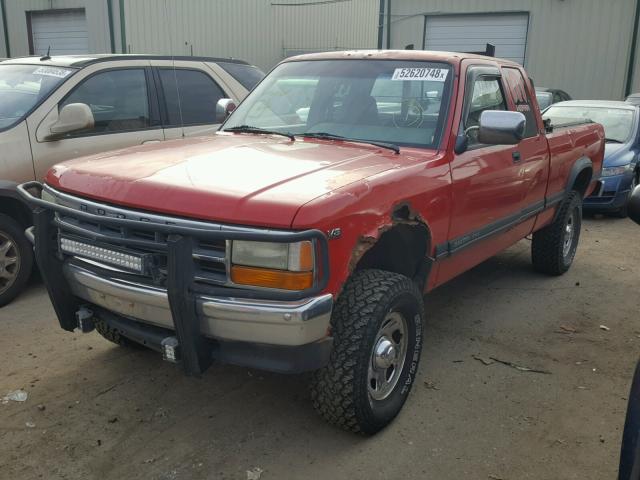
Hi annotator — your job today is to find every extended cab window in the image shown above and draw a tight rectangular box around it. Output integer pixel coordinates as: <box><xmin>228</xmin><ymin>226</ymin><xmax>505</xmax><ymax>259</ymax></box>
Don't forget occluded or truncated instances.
<box><xmin>222</xmin><ymin>60</ymin><xmax>453</xmax><ymax>149</ymax></box>
<box><xmin>463</xmin><ymin>77</ymin><xmax>506</xmax><ymax>146</ymax></box>
<box><xmin>502</xmin><ymin>67</ymin><xmax>538</xmax><ymax>138</ymax></box>
<box><xmin>60</xmin><ymin>69</ymin><xmax>150</xmax><ymax>134</ymax></box>
<box><xmin>159</xmin><ymin>69</ymin><xmax>226</xmax><ymax>126</ymax></box>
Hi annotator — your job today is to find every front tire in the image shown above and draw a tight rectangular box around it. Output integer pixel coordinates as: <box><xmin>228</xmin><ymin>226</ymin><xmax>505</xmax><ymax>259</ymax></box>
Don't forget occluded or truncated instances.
<box><xmin>531</xmin><ymin>191</ymin><xmax>582</xmax><ymax>275</ymax></box>
<box><xmin>310</xmin><ymin>269</ymin><xmax>425</xmax><ymax>434</ymax></box>
<box><xmin>0</xmin><ymin>214</ymin><xmax>33</xmax><ymax>307</ymax></box>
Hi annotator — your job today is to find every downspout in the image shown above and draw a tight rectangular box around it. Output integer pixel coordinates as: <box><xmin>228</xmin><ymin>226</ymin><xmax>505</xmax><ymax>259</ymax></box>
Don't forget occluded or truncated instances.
<box><xmin>119</xmin><ymin>0</ymin><xmax>127</xmax><ymax>54</ymax></box>
<box><xmin>386</xmin><ymin>0</ymin><xmax>391</xmax><ymax>49</ymax></box>
<box><xmin>377</xmin><ymin>0</ymin><xmax>385</xmax><ymax>49</ymax></box>
<box><xmin>107</xmin><ymin>0</ymin><xmax>116</xmax><ymax>54</ymax></box>
<box><xmin>1</xmin><ymin>0</ymin><xmax>10</xmax><ymax>58</ymax></box>
<box><xmin>625</xmin><ymin>0</ymin><xmax>640</xmax><ymax>97</ymax></box>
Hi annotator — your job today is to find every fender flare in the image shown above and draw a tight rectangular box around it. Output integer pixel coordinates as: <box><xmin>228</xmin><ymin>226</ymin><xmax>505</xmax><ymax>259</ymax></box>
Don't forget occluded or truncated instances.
<box><xmin>565</xmin><ymin>156</ymin><xmax>593</xmax><ymax>197</ymax></box>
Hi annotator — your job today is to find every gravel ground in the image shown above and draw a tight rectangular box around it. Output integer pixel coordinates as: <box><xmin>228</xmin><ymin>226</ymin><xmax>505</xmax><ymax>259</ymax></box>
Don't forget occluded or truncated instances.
<box><xmin>0</xmin><ymin>216</ymin><xmax>638</xmax><ymax>480</ymax></box>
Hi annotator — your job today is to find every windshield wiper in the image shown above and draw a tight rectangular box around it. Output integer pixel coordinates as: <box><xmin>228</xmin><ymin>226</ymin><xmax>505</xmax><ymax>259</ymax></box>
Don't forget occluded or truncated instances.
<box><xmin>605</xmin><ymin>138</ymin><xmax>624</xmax><ymax>144</ymax></box>
<box><xmin>224</xmin><ymin>125</ymin><xmax>294</xmax><ymax>141</ymax></box>
<box><xmin>300</xmin><ymin>132</ymin><xmax>400</xmax><ymax>154</ymax></box>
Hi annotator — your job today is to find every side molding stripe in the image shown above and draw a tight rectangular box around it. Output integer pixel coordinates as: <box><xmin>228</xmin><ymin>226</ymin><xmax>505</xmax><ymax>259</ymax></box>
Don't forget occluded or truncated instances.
<box><xmin>435</xmin><ymin>195</ymin><xmax>562</xmax><ymax>259</ymax></box>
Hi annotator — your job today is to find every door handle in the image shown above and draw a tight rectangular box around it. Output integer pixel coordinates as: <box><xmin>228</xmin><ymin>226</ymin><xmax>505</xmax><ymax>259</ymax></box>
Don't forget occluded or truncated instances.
<box><xmin>512</xmin><ymin>151</ymin><xmax>522</xmax><ymax>163</ymax></box>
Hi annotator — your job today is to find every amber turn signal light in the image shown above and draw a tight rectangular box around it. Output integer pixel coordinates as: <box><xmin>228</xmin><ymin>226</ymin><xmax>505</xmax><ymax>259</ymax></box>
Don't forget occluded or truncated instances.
<box><xmin>231</xmin><ymin>265</ymin><xmax>314</xmax><ymax>290</ymax></box>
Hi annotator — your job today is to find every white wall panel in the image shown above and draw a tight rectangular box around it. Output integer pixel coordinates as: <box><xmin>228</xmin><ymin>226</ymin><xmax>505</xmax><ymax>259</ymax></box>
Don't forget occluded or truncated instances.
<box><xmin>30</xmin><ymin>9</ymin><xmax>89</xmax><ymax>55</ymax></box>
<box><xmin>3</xmin><ymin>0</ymin><xmax>112</xmax><ymax>57</ymax></box>
<box><xmin>424</xmin><ymin>13</ymin><xmax>528</xmax><ymax>64</ymax></box>
<box><xmin>121</xmin><ymin>0</ymin><xmax>378</xmax><ymax>71</ymax></box>
<box><xmin>386</xmin><ymin>0</ymin><xmax>638</xmax><ymax>100</ymax></box>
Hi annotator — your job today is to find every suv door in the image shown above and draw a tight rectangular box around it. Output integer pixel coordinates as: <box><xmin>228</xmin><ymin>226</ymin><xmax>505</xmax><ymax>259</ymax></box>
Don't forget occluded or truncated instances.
<box><xmin>28</xmin><ymin>61</ymin><xmax>163</xmax><ymax>179</ymax></box>
<box><xmin>150</xmin><ymin>60</ymin><xmax>238</xmax><ymax>139</ymax></box>
<box><xmin>438</xmin><ymin>64</ymin><xmax>532</xmax><ymax>284</ymax></box>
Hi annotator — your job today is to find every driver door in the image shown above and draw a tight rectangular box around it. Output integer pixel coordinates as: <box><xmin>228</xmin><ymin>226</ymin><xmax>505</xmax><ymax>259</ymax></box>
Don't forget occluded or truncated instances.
<box><xmin>437</xmin><ymin>64</ymin><xmax>530</xmax><ymax>285</ymax></box>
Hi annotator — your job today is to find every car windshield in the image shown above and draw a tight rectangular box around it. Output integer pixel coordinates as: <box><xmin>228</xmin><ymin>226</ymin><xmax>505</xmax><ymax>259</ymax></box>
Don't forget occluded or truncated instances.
<box><xmin>222</xmin><ymin>59</ymin><xmax>454</xmax><ymax>149</ymax></box>
<box><xmin>0</xmin><ymin>64</ymin><xmax>74</xmax><ymax>130</ymax></box>
<box><xmin>543</xmin><ymin>105</ymin><xmax>635</xmax><ymax>143</ymax></box>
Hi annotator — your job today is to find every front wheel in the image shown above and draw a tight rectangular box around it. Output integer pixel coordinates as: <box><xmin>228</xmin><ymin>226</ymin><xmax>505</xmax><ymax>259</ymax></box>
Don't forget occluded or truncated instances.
<box><xmin>531</xmin><ymin>191</ymin><xmax>582</xmax><ymax>275</ymax></box>
<box><xmin>0</xmin><ymin>214</ymin><xmax>33</xmax><ymax>307</ymax></box>
<box><xmin>310</xmin><ymin>269</ymin><xmax>425</xmax><ymax>434</ymax></box>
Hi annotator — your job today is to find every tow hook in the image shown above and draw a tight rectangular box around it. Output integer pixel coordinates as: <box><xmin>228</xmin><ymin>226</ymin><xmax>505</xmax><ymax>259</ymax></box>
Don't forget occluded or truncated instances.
<box><xmin>75</xmin><ymin>306</ymin><xmax>95</xmax><ymax>333</ymax></box>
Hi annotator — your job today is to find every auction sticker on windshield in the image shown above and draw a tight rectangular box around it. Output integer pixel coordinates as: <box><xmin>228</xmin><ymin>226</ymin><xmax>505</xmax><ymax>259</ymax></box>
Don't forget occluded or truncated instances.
<box><xmin>32</xmin><ymin>66</ymin><xmax>72</xmax><ymax>79</ymax></box>
<box><xmin>392</xmin><ymin>67</ymin><xmax>449</xmax><ymax>82</ymax></box>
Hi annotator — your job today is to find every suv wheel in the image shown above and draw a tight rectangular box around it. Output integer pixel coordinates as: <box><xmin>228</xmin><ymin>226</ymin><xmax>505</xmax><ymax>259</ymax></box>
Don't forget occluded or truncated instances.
<box><xmin>0</xmin><ymin>214</ymin><xmax>33</xmax><ymax>307</ymax></box>
<box><xmin>531</xmin><ymin>191</ymin><xmax>582</xmax><ymax>275</ymax></box>
<box><xmin>310</xmin><ymin>269</ymin><xmax>424</xmax><ymax>434</ymax></box>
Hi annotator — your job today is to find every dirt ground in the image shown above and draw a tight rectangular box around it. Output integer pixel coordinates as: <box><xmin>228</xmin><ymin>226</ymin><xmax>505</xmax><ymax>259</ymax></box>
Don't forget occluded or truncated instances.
<box><xmin>1</xmin><ymin>216</ymin><xmax>638</xmax><ymax>480</ymax></box>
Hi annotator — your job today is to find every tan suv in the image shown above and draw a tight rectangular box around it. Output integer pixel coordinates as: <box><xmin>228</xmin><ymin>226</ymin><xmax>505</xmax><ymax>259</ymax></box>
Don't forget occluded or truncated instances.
<box><xmin>0</xmin><ymin>54</ymin><xmax>263</xmax><ymax>306</ymax></box>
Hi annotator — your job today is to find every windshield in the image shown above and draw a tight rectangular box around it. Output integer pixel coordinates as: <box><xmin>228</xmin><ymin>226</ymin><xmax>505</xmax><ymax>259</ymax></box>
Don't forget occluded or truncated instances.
<box><xmin>222</xmin><ymin>59</ymin><xmax>453</xmax><ymax>149</ymax></box>
<box><xmin>0</xmin><ymin>64</ymin><xmax>74</xmax><ymax>130</ymax></box>
<box><xmin>543</xmin><ymin>105</ymin><xmax>635</xmax><ymax>143</ymax></box>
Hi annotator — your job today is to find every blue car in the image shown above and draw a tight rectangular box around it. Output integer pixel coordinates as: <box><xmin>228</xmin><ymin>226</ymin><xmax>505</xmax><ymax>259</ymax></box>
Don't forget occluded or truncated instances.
<box><xmin>544</xmin><ymin>101</ymin><xmax>640</xmax><ymax>216</ymax></box>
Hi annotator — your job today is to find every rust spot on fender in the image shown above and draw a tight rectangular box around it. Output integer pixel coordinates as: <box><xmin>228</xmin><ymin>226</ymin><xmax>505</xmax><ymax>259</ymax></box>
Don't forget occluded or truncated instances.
<box><xmin>347</xmin><ymin>235</ymin><xmax>378</xmax><ymax>274</ymax></box>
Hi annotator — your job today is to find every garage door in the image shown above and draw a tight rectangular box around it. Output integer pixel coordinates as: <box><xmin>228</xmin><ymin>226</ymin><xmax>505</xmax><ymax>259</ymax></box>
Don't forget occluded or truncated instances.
<box><xmin>30</xmin><ymin>9</ymin><xmax>89</xmax><ymax>56</ymax></box>
<box><xmin>424</xmin><ymin>13</ymin><xmax>528</xmax><ymax>64</ymax></box>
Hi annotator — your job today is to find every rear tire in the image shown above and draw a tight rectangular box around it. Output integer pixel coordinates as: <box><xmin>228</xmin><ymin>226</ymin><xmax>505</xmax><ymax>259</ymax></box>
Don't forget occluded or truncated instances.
<box><xmin>310</xmin><ymin>269</ymin><xmax>425</xmax><ymax>435</ymax></box>
<box><xmin>531</xmin><ymin>191</ymin><xmax>582</xmax><ymax>275</ymax></box>
<box><xmin>0</xmin><ymin>214</ymin><xmax>33</xmax><ymax>307</ymax></box>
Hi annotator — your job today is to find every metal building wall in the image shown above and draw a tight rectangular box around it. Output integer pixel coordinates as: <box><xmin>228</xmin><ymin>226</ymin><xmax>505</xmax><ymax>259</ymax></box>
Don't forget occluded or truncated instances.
<box><xmin>2</xmin><ymin>0</ymin><xmax>113</xmax><ymax>57</ymax></box>
<box><xmin>385</xmin><ymin>0</ymin><xmax>638</xmax><ymax>100</ymax></box>
<box><xmin>0</xmin><ymin>1</ymin><xmax>7</xmax><ymax>57</ymax></box>
<box><xmin>121</xmin><ymin>0</ymin><xmax>378</xmax><ymax>71</ymax></box>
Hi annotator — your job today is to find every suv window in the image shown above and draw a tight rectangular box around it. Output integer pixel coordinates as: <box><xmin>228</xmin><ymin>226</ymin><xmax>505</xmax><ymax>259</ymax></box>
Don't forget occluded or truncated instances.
<box><xmin>61</xmin><ymin>69</ymin><xmax>150</xmax><ymax>134</ymax></box>
<box><xmin>218</xmin><ymin>62</ymin><xmax>265</xmax><ymax>90</ymax></box>
<box><xmin>502</xmin><ymin>67</ymin><xmax>538</xmax><ymax>138</ymax></box>
<box><xmin>159</xmin><ymin>69</ymin><xmax>226</xmax><ymax>126</ymax></box>
<box><xmin>464</xmin><ymin>77</ymin><xmax>507</xmax><ymax>146</ymax></box>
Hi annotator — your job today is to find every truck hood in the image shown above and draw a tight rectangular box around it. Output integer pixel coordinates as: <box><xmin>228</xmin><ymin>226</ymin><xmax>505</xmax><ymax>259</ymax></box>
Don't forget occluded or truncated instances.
<box><xmin>46</xmin><ymin>134</ymin><xmax>405</xmax><ymax>228</ymax></box>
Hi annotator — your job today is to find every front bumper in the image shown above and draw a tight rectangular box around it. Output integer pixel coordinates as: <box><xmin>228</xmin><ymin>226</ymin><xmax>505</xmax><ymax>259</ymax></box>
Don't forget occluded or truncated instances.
<box><xmin>584</xmin><ymin>174</ymin><xmax>633</xmax><ymax>211</ymax></box>
<box><xmin>18</xmin><ymin>181</ymin><xmax>333</xmax><ymax>376</ymax></box>
<box><xmin>582</xmin><ymin>172</ymin><xmax>633</xmax><ymax>212</ymax></box>
<box><xmin>64</xmin><ymin>261</ymin><xmax>333</xmax><ymax>347</ymax></box>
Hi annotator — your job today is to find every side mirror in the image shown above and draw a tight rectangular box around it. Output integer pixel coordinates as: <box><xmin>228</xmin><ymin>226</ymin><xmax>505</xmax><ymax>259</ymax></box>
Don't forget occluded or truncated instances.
<box><xmin>477</xmin><ymin>110</ymin><xmax>526</xmax><ymax>145</ymax></box>
<box><xmin>49</xmin><ymin>103</ymin><xmax>94</xmax><ymax>137</ymax></box>
<box><xmin>628</xmin><ymin>185</ymin><xmax>640</xmax><ymax>225</ymax></box>
<box><xmin>215</xmin><ymin>98</ymin><xmax>237</xmax><ymax>123</ymax></box>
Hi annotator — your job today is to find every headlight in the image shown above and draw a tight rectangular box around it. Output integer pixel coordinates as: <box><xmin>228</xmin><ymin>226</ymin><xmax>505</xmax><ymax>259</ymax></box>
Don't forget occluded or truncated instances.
<box><xmin>230</xmin><ymin>240</ymin><xmax>315</xmax><ymax>290</ymax></box>
<box><xmin>602</xmin><ymin>165</ymin><xmax>632</xmax><ymax>177</ymax></box>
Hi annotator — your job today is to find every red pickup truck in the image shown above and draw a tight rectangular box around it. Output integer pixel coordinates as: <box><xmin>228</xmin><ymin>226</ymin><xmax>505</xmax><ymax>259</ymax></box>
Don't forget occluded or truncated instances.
<box><xmin>20</xmin><ymin>50</ymin><xmax>604</xmax><ymax>434</ymax></box>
